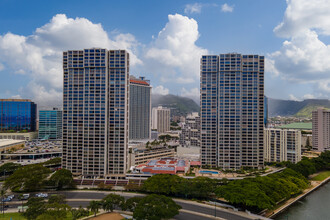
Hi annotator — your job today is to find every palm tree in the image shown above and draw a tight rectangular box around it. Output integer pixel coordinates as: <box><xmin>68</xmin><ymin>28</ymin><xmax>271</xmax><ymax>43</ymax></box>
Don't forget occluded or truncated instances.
<box><xmin>102</xmin><ymin>194</ymin><xmax>125</xmax><ymax>213</ymax></box>
<box><xmin>88</xmin><ymin>200</ymin><xmax>101</xmax><ymax>217</ymax></box>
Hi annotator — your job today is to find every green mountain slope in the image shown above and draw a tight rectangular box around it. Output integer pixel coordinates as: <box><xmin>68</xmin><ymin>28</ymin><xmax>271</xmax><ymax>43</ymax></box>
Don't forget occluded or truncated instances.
<box><xmin>294</xmin><ymin>104</ymin><xmax>330</xmax><ymax>118</ymax></box>
<box><xmin>151</xmin><ymin>94</ymin><xmax>199</xmax><ymax>116</ymax></box>
<box><xmin>268</xmin><ymin>98</ymin><xmax>330</xmax><ymax>117</ymax></box>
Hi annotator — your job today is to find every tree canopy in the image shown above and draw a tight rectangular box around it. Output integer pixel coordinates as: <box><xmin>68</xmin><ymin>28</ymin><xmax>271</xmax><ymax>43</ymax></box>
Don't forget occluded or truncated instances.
<box><xmin>101</xmin><ymin>194</ymin><xmax>125</xmax><ymax>213</ymax></box>
<box><xmin>49</xmin><ymin>169</ymin><xmax>75</xmax><ymax>189</ymax></box>
<box><xmin>4</xmin><ymin>164</ymin><xmax>50</xmax><ymax>191</ymax></box>
<box><xmin>133</xmin><ymin>194</ymin><xmax>181</xmax><ymax>220</ymax></box>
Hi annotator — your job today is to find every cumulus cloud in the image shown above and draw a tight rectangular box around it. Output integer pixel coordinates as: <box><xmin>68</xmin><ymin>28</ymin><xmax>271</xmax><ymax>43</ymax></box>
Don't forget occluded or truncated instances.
<box><xmin>289</xmin><ymin>94</ymin><xmax>300</xmax><ymax>101</ymax></box>
<box><xmin>274</xmin><ymin>0</ymin><xmax>330</xmax><ymax>37</ymax></box>
<box><xmin>0</xmin><ymin>63</ymin><xmax>4</xmax><ymax>71</ymax></box>
<box><xmin>269</xmin><ymin>0</ymin><xmax>330</xmax><ymax>97</ymax></box>
<box><xmin>153</xmin><ymin>85</ymin><xmax>169</xmax><ymax>95</ymax></box>
<box><xmin>0</xmin><ymin>14</ymin><xmax>141</xmax><ymax>106</ymax></box>
<box><xmin>145</xmin><ymin>14</ymin><xmax>208</xmax><ymax>84</ymax></box>
<box><xmin>184</xmin><ymin>3</ymin><xmax>203</xmax><ymax>14</ymax></box>
<box><xmin>181</xmin><ymin>87</ymin><xmax>200</xmax><ymax>103</ymax></box>
<box><xmin>302</xmin><ymin>94</ymin><xmax>315</xmax><ymax>99</ymax></box>
<box><xmin>221</xmin><ymin>3</ymin><xmax>234</xmax><ymax>13</ymax></box>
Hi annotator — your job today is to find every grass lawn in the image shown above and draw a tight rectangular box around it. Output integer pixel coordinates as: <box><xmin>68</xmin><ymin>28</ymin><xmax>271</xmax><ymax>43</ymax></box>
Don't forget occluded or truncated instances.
<box><xmin>0</xmin><ymin>213</ymin><xmax>26</xmax><ymax>220</ymax></box>
<box><xmin>0</xmin><ymin>211</ymin><xmax>75</xmax><ymax>220</ymax></box>
<box><xmin>311</xmin><ymin>171</ymin><xmax>330</xmax><ymax>181</ymax></box>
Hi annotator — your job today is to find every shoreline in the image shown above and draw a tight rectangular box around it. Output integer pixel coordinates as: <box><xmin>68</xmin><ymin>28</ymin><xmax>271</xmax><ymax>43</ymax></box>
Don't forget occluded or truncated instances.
<box><xmin>268</xmin><ymin>176</ymin><xmax>330</xmax><ymax>218</ymax></box>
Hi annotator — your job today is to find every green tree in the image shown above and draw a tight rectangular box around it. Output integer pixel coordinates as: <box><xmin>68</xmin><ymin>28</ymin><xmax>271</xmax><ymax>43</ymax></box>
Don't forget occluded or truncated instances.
<box><xmin>102</xmin><ymin>194</ymin><xmax>125</xmax><ymax>213</ymax></box>
<box><xmin>171</xmin><ymin>121</ymin><xmax>178</xmax><ymax>126</ymax></box>
<box><xmin>187</xmin><ymin>177</ymin><xmax>217</xmax><ymax>199</ymax></box>
<box><xmin>71</xmin><ymin>206</ymin><xmax>90</xmax><ymax>220</ymax></box>
<box><xmin>121</xmin><ymin>197</ymin><xmax>141</xmax><ymax>211</ymax></box>
<box><xmin>133</xmin><ymin>194</ymin><xmax>181</xmax><ymax>220</ymax></box>
<box><xmin>43</xmin><ymin>158</ymin><xmax>61</xmax><ymax>166</ymax></box>
<box><xmin>40</xmin><ymin>203</ymin><xmax>70</xmax><ymax>220</ymax></box>
<box><xmin>88</xmin><ymin>200</ymin><xmax>101</xmax><ymax>217</ymax></box>
<box><xmin>0</xmin><ymin>189</ymin><xmax>6</xmax><ymax>216</ymax></box>
<box><xmin>4</xmin><ymin>164</ymin><xmax>50</xmax><ymax>191</ymax></box>
<box><xmin>23</xmin><ymin>197</ymin><xmax>46</xmax><ymax>220</ymax></box>
<box><xmin>143</xmin><ymin>174</ymin><xmax>184</xmax><ymax>195</ymax></box>
<box><xmin>0</xmin><ymin>162</ymin><xmax>21</xmax><ymax>176</ymax></box>
<box><xmin>48</xmin><ymin>194</ymin><xmax>66</xmax><ymax>204</ymax></box>
<box><xmin>49</xmin><ymin>169</ymin><xmax>75</xmax><ymax>190</ymax></box>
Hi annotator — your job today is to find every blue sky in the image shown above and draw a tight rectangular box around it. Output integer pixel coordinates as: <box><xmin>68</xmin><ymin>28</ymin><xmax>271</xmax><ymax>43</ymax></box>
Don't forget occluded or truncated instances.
<box><xmin>0</xmin><ymin>0</ymin><xmax>329</xmax><ymax>107</ymax></box>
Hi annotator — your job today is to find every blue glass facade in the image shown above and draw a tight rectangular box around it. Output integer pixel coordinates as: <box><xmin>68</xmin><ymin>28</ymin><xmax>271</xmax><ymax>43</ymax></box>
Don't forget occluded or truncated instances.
<box><xmin>0</xmin><ymin>99</ymin><xmax>37</xmax><ymax>132</ymax></box>
<box><xmin>38</xmin><ymin>109</ymin><xmax>62</xmax><ymax>140</ymax></box>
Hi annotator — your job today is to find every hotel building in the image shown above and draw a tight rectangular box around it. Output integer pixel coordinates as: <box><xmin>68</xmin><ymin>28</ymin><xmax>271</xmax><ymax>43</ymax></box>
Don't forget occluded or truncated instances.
<box><xmin>129</xmin><ymin>76</ymin><xmax>151</xmax><ymax>140</ymax></box>
<box><xmin>152</xmin><ymin>106</ymin><xmax>170</xmax><ymax>133</ymax></box>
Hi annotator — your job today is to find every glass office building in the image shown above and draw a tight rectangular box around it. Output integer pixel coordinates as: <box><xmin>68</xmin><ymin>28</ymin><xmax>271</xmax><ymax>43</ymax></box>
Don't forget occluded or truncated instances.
<box><xmin>129</xmin><ymin>76</ymin><xmax>151</xmax><ymax>140</ymax></box>
<box><xmin>0</xmin><ymin>99</ymin><xmax>37</xmax><ymax>132</ymax></box>
<box><xmin>62</xmin><ymin>49</ymin><xmax>129</xmax><ymax>179</ymax></box>
<box><xmin>200</xmin><ymin>53</ymin><xmax>264</xmax><ymax>169</ymax></box>
<box><xmin>38</xmin><ymin>109</ymin><xmax>62</xmax><ymax>140</ymax></box>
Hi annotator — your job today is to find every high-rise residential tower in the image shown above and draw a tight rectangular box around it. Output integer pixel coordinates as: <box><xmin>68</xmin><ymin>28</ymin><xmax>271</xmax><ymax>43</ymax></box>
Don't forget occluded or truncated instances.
<box><xmin>200</xmin><ymin>53</ymin><xmax>264</xmax><ymax>169</ymax></box>
<box><xmin>62</xmin><ymin>49</ymin><xmax>129</xmax><ymax>179</ymax></box>
<box><xmin>312</xmin><ymin>108</ymin><xmax>330</xmax><ymax>152</ymax></box>
<box><xmin>129</xmin><ymin>76</ymin><xmax>151</xmax><ymax>140</ymax></box>
<box><xmin>0</xmin><ymin>99</ymin><xmax>37</xmax><ymax>132</ymax></box>
<box><xmin>38</xmin><ymin>108</ymin><xmax>62</xmax><ymax>140</ymax></box>
<box><xmin>152</xmin><ymin>106</ymin><xmax>170</xmax><ymax>133</ymax></box>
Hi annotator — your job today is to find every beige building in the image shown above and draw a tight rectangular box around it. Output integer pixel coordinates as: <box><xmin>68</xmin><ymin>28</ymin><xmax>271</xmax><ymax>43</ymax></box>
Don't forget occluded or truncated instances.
<box><xmin>62</xmin><ymin>49</ymin><xmax>129</xmax><ymax>179</ymax></box>
<box><xmin>152</xmin><ymin>106</ymin><xmax>170</xmax><ymax>133</ymax></box>
<box><xmin>264</xmin><ymin>128</ymin><xmax>301</xmax><ymax>164</ymax></box>
<box><xmin>0</xmin><ymin>132</ymin><xmax>38</xmax><ymax>141</ymax></box>
<box><xmin>128</xmin><ymin>143</ymin><xmax>175</xmax><ymax>168</ymax></box>
<box><xmin>312</xmin><ymin>108</ymin><xmax>330</xmax><ymax>152</ymax></box>
<box><xmin>180</xmin><ymin>112</ymin><xmax>200</xmax><ymax>147</ymax></box>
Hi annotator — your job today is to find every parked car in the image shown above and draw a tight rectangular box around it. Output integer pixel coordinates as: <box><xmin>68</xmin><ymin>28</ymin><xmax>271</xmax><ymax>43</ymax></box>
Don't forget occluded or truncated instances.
<box><xmin>36</xmin><ymin>193</ymin><xmax>48</xmax><ymax>198</ymax></box>
<box><xmin>2</xmin><ymin>197</ymin><xmax>10</xmax><ymax>202</ymax></box>
<box><xmin>21</xmin><ymin>194</ymin><xmax>30</xmax><ymax>200</ymax></box>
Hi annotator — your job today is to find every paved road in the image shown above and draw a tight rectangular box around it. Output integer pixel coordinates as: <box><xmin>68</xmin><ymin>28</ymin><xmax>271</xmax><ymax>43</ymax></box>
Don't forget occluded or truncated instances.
<box><xmin>4</xmin><ymin>191</ymin><xmax>256</xmax><ymax>220</ymax></box>
<box><xmin>59</xmin><ymin>191</ymin><xmax>254</xmax><ymax>220</ymax></box>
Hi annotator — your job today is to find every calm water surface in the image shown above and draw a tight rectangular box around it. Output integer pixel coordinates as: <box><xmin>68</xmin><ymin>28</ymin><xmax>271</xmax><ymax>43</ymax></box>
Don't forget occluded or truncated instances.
<box><xmin>275</xmin><ymin>181</ymin><xmax>330</xmax><ymax>220</ymax></box>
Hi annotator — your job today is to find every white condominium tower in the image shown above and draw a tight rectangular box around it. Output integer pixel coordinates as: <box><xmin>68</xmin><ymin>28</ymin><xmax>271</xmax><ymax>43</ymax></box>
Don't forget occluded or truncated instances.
<box><xmin>129</xmin><ymin>76</ymin><xmax>152</xmax><ymax>140</ymax></box>
<box><xmin>200</xmin><ymin>53</ymin><xmax>264</xmax><ymax>170</ymax></box>
<box><xmin>62</xmin><ymin>48</ymin><xmax>129</xmax><ymax>179</ymax></box>
<box><xmin>264</xmin><ymin>128</ymin><xmax>301</xmax><ymax>164</ymax></box>
<box><xmin>312</xmin><ymin>108</ymin><xmax>330</xmax><ymax>152</ymax></box>
<box><xmin>152</xmin><ymin>106</ymin><xmax>170</xmax><ymax>133</ymax></box>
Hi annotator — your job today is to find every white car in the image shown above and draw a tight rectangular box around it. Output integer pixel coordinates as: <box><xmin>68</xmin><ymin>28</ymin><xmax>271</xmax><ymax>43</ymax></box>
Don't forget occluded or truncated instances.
<box><xmin>36</xmin><ymin>193</ymin><xmax>48</xmax><ymax>198</ymax></box>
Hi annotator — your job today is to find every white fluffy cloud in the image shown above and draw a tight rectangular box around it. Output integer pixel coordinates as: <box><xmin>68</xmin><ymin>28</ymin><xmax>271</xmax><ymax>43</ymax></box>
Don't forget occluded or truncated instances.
<box><xmin>221</xmin><ymin>3</ymin><xmax>234</xmax><ymax>13</ymax></box>
<box><xmin>184</xmin><ymin>3</ymin><xmax>203</xmax><ymax>14</ymax></box>
<box><xmin>0</xmin><ymin>13</ymin><xmax>207</xmax><ymax>107</ymax></box>
<box><xmin>274</xmin><ymin>0</ymin><xmax>330</xmax><ymax>38</ymax></box>
<box><xmin>153</xmin><ymin>85</ymin><xmax>169</xmax><ymax>95</ymax></box>
<box><xmin>145</xmin><ymin>14</ymin><xmax>208</xmax><ymax>84</ymax></box>
<box><xmin>269</xmin><ymin>0</ymin><xmax>330</xmax><ymax>97</ymax></box>
<box><xmin>0</xmin><ymin>14</ymin><xmax>141</xmax><ymax>106</ymax></box>
<box><xmin>181</xmin><ymin>87</ymin><xmax>200</xmax><ymax>103</ymax></box>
